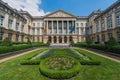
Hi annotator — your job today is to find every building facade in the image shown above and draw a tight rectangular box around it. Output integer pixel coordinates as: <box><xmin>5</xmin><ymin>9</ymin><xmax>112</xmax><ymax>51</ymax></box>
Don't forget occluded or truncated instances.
<box><xmin>0</xmin><ymin>0</ymin><xmax>120</xmax><ymax>44</ymax></box>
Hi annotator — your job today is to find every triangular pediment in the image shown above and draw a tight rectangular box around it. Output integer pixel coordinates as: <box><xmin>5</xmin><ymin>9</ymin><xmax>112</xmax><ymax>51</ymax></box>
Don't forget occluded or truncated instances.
<box><xmin>45</xmin><ymin>10</ymin><xmax>76</xmax><ymax>18</ymax></box>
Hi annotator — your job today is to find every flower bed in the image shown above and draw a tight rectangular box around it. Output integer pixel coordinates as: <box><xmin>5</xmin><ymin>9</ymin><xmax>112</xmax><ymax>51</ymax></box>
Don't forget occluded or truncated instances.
<box><xmin>39</xmin><ymin>56</ymin><xmax>80</xmax><ymax>79</ymax></box>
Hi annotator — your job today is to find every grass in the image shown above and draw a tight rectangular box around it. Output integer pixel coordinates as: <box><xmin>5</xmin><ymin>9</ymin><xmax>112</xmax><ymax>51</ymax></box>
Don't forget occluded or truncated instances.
<box><xmin>0</xmin><ymin>48</ymin><xmax>120</xmax><ymax>80</ymax></box>
<box><xmin>54</xmin><ymin>49</ymin><xmax>67</xmax><ymax>55</ymax></box>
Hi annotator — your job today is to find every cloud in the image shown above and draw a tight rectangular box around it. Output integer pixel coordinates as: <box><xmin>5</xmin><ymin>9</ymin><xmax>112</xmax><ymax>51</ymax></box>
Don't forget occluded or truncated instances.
<box><xmin>2</xmin><ymin>0</ymin><xmax>48</xmax><ymax>16</ymax></box>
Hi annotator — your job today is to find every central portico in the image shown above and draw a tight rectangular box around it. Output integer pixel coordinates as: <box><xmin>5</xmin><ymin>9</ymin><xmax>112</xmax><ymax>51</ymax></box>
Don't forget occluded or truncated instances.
<box><xmin>43</xmin><ymin>10</ymin><xmax>79</xmax><ymax>44</ymax></box>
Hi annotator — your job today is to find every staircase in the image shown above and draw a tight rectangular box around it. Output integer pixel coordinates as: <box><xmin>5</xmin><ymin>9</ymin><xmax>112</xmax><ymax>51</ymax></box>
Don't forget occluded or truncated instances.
<box><xmin>50</xmin><ymin>43</ymin><xmax>70</xmax><ymax>49</ymax></box>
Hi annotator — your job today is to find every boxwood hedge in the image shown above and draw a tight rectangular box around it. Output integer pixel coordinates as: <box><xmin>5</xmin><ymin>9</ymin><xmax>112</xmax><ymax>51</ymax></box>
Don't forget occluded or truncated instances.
<box><xmin>39</xmin><ymin>56</ymin><xmax>81</xmax><ymax>79</ymax></box>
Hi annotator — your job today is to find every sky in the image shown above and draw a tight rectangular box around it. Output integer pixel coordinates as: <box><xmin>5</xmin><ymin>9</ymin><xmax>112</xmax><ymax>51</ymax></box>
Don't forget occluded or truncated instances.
<box><xmin>2</xmin><ymin>0</ymin><xmax>118</xmax><ymax>16</ymax></box>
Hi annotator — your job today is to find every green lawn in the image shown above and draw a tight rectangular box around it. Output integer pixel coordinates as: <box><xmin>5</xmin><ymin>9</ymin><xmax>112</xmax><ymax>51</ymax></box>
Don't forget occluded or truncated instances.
<box><xmin>0</xmin><ymin>48</ymin><xmax>120</xmax><ymax>80</ymax></box>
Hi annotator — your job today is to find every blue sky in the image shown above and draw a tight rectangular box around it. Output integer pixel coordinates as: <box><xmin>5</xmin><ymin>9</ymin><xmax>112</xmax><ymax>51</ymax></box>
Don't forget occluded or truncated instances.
<box><xmin>40</xmin><ymin>0</ymin><xmax>117</xmax><ymax>16</ymax></box>
<box><xmin>3</xmin><ymin>0</ymin><xmax>118</xmax><ymax>16</ymax></box>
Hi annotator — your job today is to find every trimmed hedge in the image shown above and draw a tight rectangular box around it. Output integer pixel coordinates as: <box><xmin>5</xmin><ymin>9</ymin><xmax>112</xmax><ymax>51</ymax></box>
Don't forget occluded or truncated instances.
<box><xmin>20</xmin><ymin>49</ymin><xmax>48</xmax><ymax>65</ymax></box>
<box><xmin>73</xmin><ymin>42</ymin><xmax>120</xmax><ymax>54</ymax></box>
<box><xmin>111</xmin><ymin>45</ymin><xmax>120</xmax><ymax>54</ymax></box>
<box><xmin>39</xmin><ymin>56</ymin><xmax>80</xmax><ymax>79</ymax></box>
<box><xmin>20</xmin><ymin>60</ymin><xmax>40</xmax><ymax>65</ymax></box>
<box><xmin>0</xmin><ymin>44</ymin><xmax>32</xmax><ymax>54</ymax></box>
<box><xmin>74</xmin><ymin>49</ymin><xmax>101</xmax><ymax>65</ymax></box>
<box><xmin>80</xmin><ymin>60</ymin><xmax>101</xmax><ymax>65</ymax></box>
<box><xmin>0</xmin><ymin>42</ymin><xmax>49</xmax><ymax>54</ymax></box>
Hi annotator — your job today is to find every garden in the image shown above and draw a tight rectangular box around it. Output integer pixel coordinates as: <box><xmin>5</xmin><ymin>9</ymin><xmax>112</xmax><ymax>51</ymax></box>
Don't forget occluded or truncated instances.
<box><xmin>0</xmin><ymin>48</ymin><xmax>120</xmax><ymax>80</ymax></box>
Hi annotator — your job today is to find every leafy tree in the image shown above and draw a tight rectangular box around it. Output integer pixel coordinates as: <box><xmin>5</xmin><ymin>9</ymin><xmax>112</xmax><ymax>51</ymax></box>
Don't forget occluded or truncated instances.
<box><xmin>86</xmin><ymin>38</ymin><xmax>93</xmax><ymax>47</ymax></box>
<box><xmin>27</xmin><ymin>37</ymin><xmax>32</xmax><ymax>47</ymax></box>
<box><xmin>107</xmin><ymin>36</ymin><xmax>118</xmax><ymax>50</ymax></box>
<box><xmin>1</xmin><ymin>37</ymin><xmax>12</xmax><ymax>46</ymax></box>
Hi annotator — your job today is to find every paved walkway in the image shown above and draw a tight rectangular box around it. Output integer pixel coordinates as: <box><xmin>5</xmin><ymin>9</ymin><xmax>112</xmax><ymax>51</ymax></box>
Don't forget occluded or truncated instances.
<box><xmin>75</xmin><ymin>48</ymin><xmax>120</xmax><ymax>63</ymax></box>
<box><xmin>0</xmin><ymin>48</ymin><xmax>40</xmax><ymax>63</ymax></box>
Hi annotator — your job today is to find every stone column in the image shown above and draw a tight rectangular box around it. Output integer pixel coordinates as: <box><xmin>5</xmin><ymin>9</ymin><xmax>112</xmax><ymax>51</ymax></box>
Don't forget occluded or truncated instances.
<box><xmin>4</xmin><ymin>14</ymin><xmax>9</xmax><ymax>29</ymax></box>
<box><xmin>57</xmin><ymin>20</ymin><xmax>59</xmax><ymax>34</ymax></box>
<box><xmin>72</xmin><ymin>21</ymin><xmax>74</xmax><ymax>34</ymax></box>
<box><xmin>62</xmin><ymin>21</ymin><xmax>64</xmax><ymax>34</ymax></box>
<box><xmin>52</xmin><ymin>21</ymin><xmax>54</xmax><ymax>34</ymax></box>
<box><xmin>79</xmin><ymin>27</ymin><xmax>81</xmax><ymax>35</ymax></box>
<box><xmin>62</xmin><ymin>36</ymin><xmax>64</xmax><ymax>43</ymax></box>
<box><xmin>46</xmin><ymin>20</ymin><xmax>48</xmax><ymax>34</ymax></box>
<box><xmin>13</xmin><ymin>18</ymin><xmax>16</xmax><ymax>31</ymax></box>
<box><xmin>67</xmin><ymin>36</ymin><xmax>69</xmax><ymax>43</ymax></box>
<box><xmin>112</xmin><ymin>10</ymin><xmax>116</xmax><ymax>29</ymax></box>
<box><xmin>56</xmin><ymin>36</ymin><xmax>59</xmax><ymax>43</ymax></box>
<box><xmin>67</xmin><ymin>20</ymin><xmax>69</xmax><ymax>34</ymax></box>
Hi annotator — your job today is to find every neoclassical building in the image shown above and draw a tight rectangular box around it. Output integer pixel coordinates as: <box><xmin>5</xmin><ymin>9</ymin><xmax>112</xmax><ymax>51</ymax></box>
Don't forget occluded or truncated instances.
<box><xmin>0</xmin><ymin>0</ymin><xmax>120</xmax><ymax>44</ymax></box>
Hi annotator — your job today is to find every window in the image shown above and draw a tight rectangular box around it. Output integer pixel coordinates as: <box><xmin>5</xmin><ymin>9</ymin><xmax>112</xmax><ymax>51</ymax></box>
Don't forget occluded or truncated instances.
<box><xmin>117</xmin><ymin>32</ymin><xmax>120</xmax><ymax>41</ymax></box>
<box><xmin>33</xmin><ymin>23</ymin><xmax>35</xmax><ymax>26</ymax></box>
<box><xmin>37</xmin><ymin>23</ymin><xmax>40</xmax><ymax>27</ymax></box>
<box><xmin>21</xmin><ymin>35</ymin><xmax>24</xmax><ymax>42</ymax></box>
<box><xmin>37</xmin><ymin>37</ymin><xmax>39</xmax><ymax>42</ymax></box>
<box><xmin>76</xmin><ymin>23</ymin><xmax>79</xmax><ymax>27</ymax></box>
<box><xmin>16</xmin><ymin>34</ymin><xmax>19</xmax><ymax>42</ymax></box>
<box><xmin>16</xmin><ymin>23</ymin><xmax>19</xmax><ymax>31</ymax></box>
<box><xmin>28</xmin><ymin>26</ymin><xmax>30</xmax><ymax>34</ymax></box>
<box><xmin>81</xmin><ymin>23</ymin><xmax>83</xmax><ymax>27</ymax></box>
<box><xmin>8</xmin><ymin>19</ymin><xmax>13</xmax><ymax>29</ymax></box>
<box><xmin>0</xmin><ymin>15</ymin><xmax>4</xmax><ymax>26</ymax></box>
<box><xmin>8</xmin><ymin>32</ymin><xmax>12</xmax><ymax>41</ymax></box>
<box><xmin>102</xmin><ymin>34</ymin><xmax>105</xmax><ymax>42</ymax></box>
<box><xmin>108</xmin><ymin>33</ymin><xmax>112</xmax><ymax>39</ymax></box>
<box><xmin>0</xmin><ymin>29</ymin><xmax>4</xmax><ymax>40</ymax></box>
<box><xmin>37</xmin><ymin>29</ymin><xmax>40</xmax><ymax>35</ymax></box>
<box><xmin>107</xmin><ymin>16</ymin><xmax>112</xmax><ymax>29</ymax></box>
<box><xmin>21</xmin><ymin>25</ymin><xmax>24</xmax><ymax>32</ymax></box>
<box><xmin>42</xmin><ymin>23</ymin><xmax>44</xmax><ymax>27</ymax></box>
<box><xmin>96</xmin><ymin>21</ymin><xmax>99</xmax><ymax>32</ymax></box>
<box><xmin>101</xmin><ymin>17</ymin><xmax>105</xmax><ymax>31</ymax></box>
<box><xmin>0</xmin><ymin>6</ymin><xmax>5</xmax><ymax>10</ymax></box>
<box><xmin>116</xmin><ymin>5</ymin><xmax>120</xmax><ymax>10</ymax></box>
<box><xmin>32</xmin><ymin>29</ymin><xmax>35</xmax><ymax>35</ymax></box>
<box><xmin>115</xmin><ymin>12</ymin><xmax>120</xmax><ymax>26</ymax></box>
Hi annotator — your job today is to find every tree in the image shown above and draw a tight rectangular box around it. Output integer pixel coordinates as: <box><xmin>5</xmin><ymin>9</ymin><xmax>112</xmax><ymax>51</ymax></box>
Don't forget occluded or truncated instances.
<box><xmin>107</xmin><ymin>36</ymin><xmax>118</xmax><ymax>50</ymax></box>
<box><xmin>27</xmin><ymin>37</ymin><xmax>32</xmax><ymax>47</ymax></box>
<box><xmin>86</xmin><ymin>38</ymin><xmax>93</xmax><ymax>47</ymax></box>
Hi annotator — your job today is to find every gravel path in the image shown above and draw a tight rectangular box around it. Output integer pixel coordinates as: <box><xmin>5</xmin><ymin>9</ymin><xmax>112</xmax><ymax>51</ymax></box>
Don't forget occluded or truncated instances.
<box><xmin>74</xmin><ymin>47</ymin><xmax>120</xmax><ymax>63</ymax></box>
<box><xmin>0</xmin><ymin>48</ymin><xmax>40</xmax><ymax>63</ymax></box>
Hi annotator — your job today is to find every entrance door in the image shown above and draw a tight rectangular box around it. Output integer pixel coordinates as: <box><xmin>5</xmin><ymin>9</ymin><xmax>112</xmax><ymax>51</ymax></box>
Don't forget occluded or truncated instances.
<box><xmin>48</xmin><ymin>36</ymin><xmax>51</xmax><ymax>43</ymax></box>
<box><xmin>54</xmin><ymin>36</ymin><xmax>57</xmax><ymax>43</ymax></box>
<box><xmin>64</xmin><ymin>36</ymin><xmax>67</xmax><ymax>43</ymax></box>
<box><xmin>59</xmin><ymin>36</ymin><xmax>62</xmax><ymax>43</ymax></box>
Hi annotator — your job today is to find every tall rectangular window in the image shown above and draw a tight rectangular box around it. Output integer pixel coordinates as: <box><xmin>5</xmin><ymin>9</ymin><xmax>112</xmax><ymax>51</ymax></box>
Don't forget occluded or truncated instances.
<box><xmin>37</xmin><ymin>23</ymin><xmax>40</xmax><ymax>27</ymax></box>
<box><xmin>37</xmin><ymin>29</ymin><xmax>40</xmax><ymax>35</ymax></box>
<box><xmin>33</xmin><ymin>23</ymin><xmax>35</xmax><ymax>26</ymax></box>
<box><xmin>16</xmin><ymin>34</ymin><xmax>19</xmax><ymax>42</ymax></box>
<box><xmin>0</xmin><ymin>15</ymin><xmax>4</xmax><ymax>26</ymax></box>
<box><xmin>108</xmin><ymin>33</ymin><xmax>112</xmax><ymax>39</ymax></box>
<box><xmin>117</xmin><ymin>32</ymin><xmax>120</xmax><ymax>41</ymax></box>
<box><xmin>8</xmin><ymin>19</ymin><xmax>13</xmax><ymax>29</ymax></box>
<box><xmin>8</xmin><ymin>32</ymin><xmax>12</xmax><ymax>41</ymax></box>
<box><xmin>16</xmin><ymin>23</ymin><xmax>19</xmax><ymax>31</ymax></box>
<box><xmin>115</xmin><ymin>11</ymin><xmax>120</xmax><ymax>27</ymax></box>
<box><xmin>0</xmin><ymin>29</ymin><xmax>4</xmax><ymax>40</ymax></box>
<box><xmin>107</xmin><ymin>16</ymin><xmax>112</xmax><ymax>29</ymax></box>
<box><xmin>81</xmin><ymin>23</ymin><xmax>83</xmax><ymax>27</ymax></box>
<box><xmin>21</xmin><ymin>25</ymin><xmax>24</xmax><ymax>32</ymax></box>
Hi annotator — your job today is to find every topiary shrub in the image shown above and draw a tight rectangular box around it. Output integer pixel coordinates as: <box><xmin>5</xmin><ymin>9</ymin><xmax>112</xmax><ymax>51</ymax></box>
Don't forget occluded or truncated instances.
<box><xmin>39</xmin><ymin>56</ymin><xmax>80</xmax><ymax>79</ymax></box>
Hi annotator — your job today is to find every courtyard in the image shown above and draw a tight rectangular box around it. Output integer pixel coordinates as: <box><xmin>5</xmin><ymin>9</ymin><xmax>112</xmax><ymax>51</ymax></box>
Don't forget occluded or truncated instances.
<box><xmin>0</xmin><ymin>47</ymin><xmax>120</xmax><ymax>80</ymax></box>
